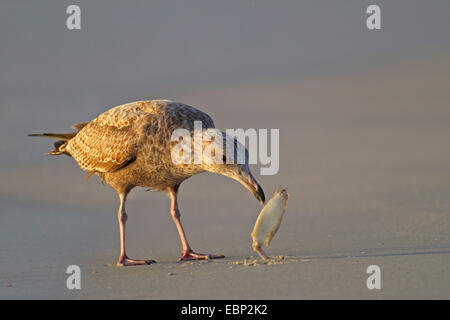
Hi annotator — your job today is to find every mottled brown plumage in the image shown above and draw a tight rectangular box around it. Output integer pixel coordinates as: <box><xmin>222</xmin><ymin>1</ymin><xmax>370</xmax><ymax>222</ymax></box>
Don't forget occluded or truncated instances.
<box><xmin>60</xmin><ymin>100</ymin><xmax>215</xmax><ymax>190</ymax></box>
<box><xmin>29</xmin><ymin>99</ymin><xmax>265</xmax><ymax>265</ymax></box>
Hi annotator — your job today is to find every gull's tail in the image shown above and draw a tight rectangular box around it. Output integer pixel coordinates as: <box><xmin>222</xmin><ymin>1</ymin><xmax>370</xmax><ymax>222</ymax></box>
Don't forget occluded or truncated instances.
<box><xmin>28</xmin><ymin>121</ymin><xmax>89</xmax><ymax>155</ymax></box>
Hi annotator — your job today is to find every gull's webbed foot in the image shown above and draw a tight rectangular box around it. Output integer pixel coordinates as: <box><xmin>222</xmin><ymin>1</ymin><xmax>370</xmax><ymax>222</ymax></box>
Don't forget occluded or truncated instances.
<box><xmin>180</xmin><ymin>250</ymin><xmax>225</xmax><ymax>261</ymax></box>
<box><xmin>117</xmin><ymin>256</ymin><xmax>156</xmax><ymax>266</ymax></box>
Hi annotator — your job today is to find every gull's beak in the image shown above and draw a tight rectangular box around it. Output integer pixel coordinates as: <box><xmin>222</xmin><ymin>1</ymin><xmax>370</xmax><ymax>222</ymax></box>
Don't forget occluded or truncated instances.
<box><xmin>254</xmin><ymin>183</ymin><xmax>265</xmax><ymax>206</ymax></box>
<box><xmin>230</xmin><ymin>169</ymin><xmax>265</xmax><ymax>206</ymax></box>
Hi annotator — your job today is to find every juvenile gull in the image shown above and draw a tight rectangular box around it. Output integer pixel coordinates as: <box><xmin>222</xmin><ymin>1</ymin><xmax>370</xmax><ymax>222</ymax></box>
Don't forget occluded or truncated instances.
<box><xmin>29</xmin><ymin>100</ymin><xmax>265</xmax><ymax>266</ymax></box>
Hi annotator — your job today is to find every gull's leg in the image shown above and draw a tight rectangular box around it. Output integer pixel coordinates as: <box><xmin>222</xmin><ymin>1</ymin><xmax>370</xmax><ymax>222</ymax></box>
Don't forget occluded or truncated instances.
<box><xmin>116</xmin><ymin>192</ymin><xmax>155</xmax><ymax>266</ymax></box>
<box><xmin>168</xmin><ymin>186</ymin><xmax>224</xmax><ymax>261</ymax></box>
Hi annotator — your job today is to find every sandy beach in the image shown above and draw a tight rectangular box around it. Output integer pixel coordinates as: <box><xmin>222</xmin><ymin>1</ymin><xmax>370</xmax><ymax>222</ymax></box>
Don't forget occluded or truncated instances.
<box><xmin>1</xmin><ymin>53</ymin><xmax>449</xmax><ymax>299</ymax></box>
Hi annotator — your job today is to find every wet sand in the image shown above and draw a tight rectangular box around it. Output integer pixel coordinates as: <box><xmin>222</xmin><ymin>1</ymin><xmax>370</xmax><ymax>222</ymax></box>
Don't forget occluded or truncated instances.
<box><xmin>1</xmin><ymin>54</ymin><xmax>450</xmax><ymax>299</ymax></box>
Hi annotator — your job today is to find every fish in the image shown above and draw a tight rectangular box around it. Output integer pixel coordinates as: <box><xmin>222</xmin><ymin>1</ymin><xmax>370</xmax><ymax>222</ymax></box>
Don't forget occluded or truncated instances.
<box><xmin>251</xmin><ymin>187</ymin><xmax>289</xmax><ymax>260</ymax></box>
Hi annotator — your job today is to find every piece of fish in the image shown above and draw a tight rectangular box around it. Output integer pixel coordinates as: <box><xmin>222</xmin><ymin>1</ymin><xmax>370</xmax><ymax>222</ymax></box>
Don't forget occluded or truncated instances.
<box><xmin>251</xmin><ymin>187</ymin><xmax>289</xmax><ymax>260</ymax></box>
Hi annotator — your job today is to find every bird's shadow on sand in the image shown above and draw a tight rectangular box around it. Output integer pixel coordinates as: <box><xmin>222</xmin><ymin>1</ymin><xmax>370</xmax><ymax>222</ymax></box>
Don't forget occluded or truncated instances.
<box><xmin>102</xmin><ymin>248</ymin><xmax>450</xmax><ymax>268</ymax></box>
<box><xmin>290</xmin><ymin>248</ymin><xmax>450</xmax><ymax>261</ymax></box>
<box><xmin>223</xmin><ymin>247</ymin><xmax>450</xmax><ymax>266</ymax></box>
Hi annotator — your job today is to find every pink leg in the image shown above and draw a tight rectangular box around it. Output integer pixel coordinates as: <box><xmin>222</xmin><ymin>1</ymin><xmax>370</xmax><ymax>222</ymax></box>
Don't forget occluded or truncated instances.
<box><xmin>116</xmin><ymin>192</ymin><xmax>155</xmax><ymax>266</ymax></box>
<box><xmin>168</xmin><ymin>187</ymin><xmax>224</xmax><ymax>261</ymax></box>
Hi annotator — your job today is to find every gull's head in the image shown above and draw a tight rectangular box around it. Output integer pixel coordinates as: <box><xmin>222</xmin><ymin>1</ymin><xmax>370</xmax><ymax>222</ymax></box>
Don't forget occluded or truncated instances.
<box><xmin>201</xmin><ymin>131</ymin><xmax>265</xmax><ymax>205</ymax></box>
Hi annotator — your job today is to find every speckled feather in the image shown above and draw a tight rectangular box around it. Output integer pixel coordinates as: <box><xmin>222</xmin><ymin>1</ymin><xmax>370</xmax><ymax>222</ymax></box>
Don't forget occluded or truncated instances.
<box><xmin>59</xmin><ymin>100</ymin><xmax>215</xmax><ymax>192</ymax></box>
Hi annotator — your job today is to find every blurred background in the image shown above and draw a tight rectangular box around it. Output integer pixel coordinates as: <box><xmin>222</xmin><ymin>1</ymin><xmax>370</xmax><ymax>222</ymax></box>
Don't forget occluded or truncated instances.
<box><xmin>1</xmin><ymin>1</ymin><xmax>449</xmax><ymax>298</ymax></box>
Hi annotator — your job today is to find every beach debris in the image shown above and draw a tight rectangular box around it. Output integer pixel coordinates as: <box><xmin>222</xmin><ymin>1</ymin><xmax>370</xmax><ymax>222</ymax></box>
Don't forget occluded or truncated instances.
<box><xmin>251</xmin><ymin>187</ymin><xmax>289</xmax><ymax>260</ymax></box>
<box><xmin>230</xmin><ymin>255</ymin><xmax>294</xmax><ymax>267</ymax></box>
